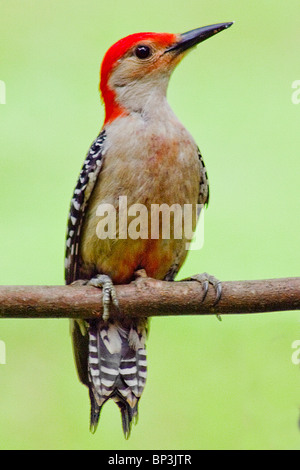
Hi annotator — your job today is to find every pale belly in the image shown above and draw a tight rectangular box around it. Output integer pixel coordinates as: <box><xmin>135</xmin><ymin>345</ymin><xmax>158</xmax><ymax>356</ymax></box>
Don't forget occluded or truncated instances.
<box><xmin>79</xmin><ymin>115</ymin><xmax>200</xmax><ymax>283</ymax></box>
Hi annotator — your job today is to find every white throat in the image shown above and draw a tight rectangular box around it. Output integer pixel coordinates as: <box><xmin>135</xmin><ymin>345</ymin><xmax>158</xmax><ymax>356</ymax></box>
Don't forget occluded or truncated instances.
<box><xmin>109</xmin><ymin>72</ymin><xmax>171</xmax><ymax>120</ymax></box>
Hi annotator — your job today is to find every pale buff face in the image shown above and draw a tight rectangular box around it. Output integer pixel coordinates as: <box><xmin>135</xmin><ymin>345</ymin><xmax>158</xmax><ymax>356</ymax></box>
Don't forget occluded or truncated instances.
<box><xmin>107</xmin><ymin>39</ymin><xmax>187</xmax><ymax>114</ymax></box>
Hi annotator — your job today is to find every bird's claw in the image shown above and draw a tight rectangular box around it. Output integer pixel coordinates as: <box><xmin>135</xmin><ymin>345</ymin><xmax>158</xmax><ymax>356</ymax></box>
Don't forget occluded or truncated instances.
<box><xmin>184</xmin><ymin>272</ymin><xmax>222</xmax><ymax>321</ymax></box>
<box><xmin>87</xmin><ymin>274</ymin><xmax>119</xmax><ymax>321</ymax></box>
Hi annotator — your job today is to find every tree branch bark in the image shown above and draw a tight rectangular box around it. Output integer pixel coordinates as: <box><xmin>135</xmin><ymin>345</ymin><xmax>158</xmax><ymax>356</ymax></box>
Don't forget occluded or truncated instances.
<box><xmin>0</xmin><ymin>277</ymin><xmax>299</xmax><ymax>320</ymax></box>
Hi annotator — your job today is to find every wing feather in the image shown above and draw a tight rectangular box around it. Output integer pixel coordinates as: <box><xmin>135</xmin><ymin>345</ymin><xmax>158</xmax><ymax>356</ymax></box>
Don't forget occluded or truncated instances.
<box><xmin>197</xmin><ymin>147</ymin><xmax>209</xmax><ymax>207</ymax></box>
<box><xmin>65</xmin><ymin>130</ymin><xmax>107</xmax><ymax>285</ymax></box>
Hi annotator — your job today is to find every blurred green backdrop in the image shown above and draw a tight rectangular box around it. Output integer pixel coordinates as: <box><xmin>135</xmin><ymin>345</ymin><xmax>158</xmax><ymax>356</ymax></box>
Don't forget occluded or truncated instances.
<box><xmin>0</xmin><ymin>0</ymin><xmax>299</xmax><ymax>450</ymax></box>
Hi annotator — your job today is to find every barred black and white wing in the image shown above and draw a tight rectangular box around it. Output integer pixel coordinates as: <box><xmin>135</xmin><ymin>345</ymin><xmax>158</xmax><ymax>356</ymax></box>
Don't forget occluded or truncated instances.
<box><xmin>197</xmin><ymin>147</ymin><xmax>209</xmax><ymax>207</ymax></box>
<box><xmin>65</xmin><ymin>130</ymin><xmax>107</xmax><ymax>285</ymax></box>
<box><xmin>65</xmin><ymin>129</ymin><xmax>148</xmax><ymax>438</ymax></box>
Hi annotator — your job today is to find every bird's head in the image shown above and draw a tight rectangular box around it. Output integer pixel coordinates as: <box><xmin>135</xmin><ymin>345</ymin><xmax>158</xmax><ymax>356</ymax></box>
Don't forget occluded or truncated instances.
<box><xmin>100</xmin><ymin>23</ymin><xmax>233</xmax><ymax>124</ymax></box>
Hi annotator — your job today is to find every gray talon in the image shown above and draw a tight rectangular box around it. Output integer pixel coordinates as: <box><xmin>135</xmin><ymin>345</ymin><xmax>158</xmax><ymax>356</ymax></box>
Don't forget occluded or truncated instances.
<box><xmin>213</xmin><ymin>281</ymin><xmax>222</xmax><ymax>306</ymax></box>
<box><xmin>201</xmin><ymin>280</ymin><xmax>209</xmax><ymax>301</ymax></box>
<box><xmin>87</xmin><ymin>274</ymin><xmax>119</xmax><ymax>321</ymax></box>
<box><xmin>183</xmin><ymin>272</ymin><xmax>222</xmax><ymax>320</ymax></box>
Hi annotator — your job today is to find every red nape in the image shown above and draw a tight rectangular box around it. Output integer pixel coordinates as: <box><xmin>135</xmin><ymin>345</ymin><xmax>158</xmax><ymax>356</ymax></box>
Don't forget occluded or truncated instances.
<box><xmin>99</xmin><ymin>32</ymin><xmax>177</xmax><ymax>124</ymax></box>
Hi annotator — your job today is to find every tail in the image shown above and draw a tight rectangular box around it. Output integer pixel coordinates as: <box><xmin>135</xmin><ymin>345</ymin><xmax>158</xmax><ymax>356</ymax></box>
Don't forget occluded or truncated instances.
<box><xmin>87</xmin><ymin>318</ymin><xmax>147</xmax><ymax>438</ymax></box>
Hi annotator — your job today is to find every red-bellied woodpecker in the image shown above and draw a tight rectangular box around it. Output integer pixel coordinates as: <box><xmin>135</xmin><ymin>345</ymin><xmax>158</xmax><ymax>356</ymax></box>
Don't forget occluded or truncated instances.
<box><xmin>65</xmin><ymin>22</ymin><xmax>233</xmax><ymax>438</ymax></box>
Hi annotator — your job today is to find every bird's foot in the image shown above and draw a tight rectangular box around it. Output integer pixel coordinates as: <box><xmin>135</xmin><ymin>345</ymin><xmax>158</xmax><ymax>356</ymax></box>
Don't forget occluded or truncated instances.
<box><xmin>88</xmin><ymin>274</ymin><xmax>119</xmax><ymax>321</ymax></box>
<box><xmin>181</xmin><ymin>272</ymin><xmax>222</xmax><ymax>321</ymax></box>
<box><xmin>72</xmin><ymin>275</ymin><xmax>119</xmax><ymax>321</ymax></box>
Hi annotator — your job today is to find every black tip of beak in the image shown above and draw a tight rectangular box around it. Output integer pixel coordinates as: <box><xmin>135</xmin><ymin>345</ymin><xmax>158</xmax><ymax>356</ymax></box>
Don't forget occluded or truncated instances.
<box><xmin>166</xmin><ymin>22</ymin><xmax>234</xmax><ymax>54</ymax></box>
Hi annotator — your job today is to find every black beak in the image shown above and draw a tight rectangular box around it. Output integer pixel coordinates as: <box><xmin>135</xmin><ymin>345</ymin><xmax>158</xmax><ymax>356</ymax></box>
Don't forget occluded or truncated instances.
<box><xmin>166</xmin><ymin>22</ymin><xmax>234</xmax><ymax>54</ymax></box>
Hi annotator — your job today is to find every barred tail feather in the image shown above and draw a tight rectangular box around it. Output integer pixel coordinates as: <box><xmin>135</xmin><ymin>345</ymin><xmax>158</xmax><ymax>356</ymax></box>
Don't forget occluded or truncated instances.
<box><xmin>87</xmin><ymin>319</ymin><xmax>147</xmax><ymax>438</ymax></box>
<box><xmin>112</xmin><ymin>395</ymin><xmax>137</xmax><ymax>439</ymax></box>
<box><xmin>89</xmin><ymin>387</ymin><xmax>101</xmax><ymax>434</ymax></box>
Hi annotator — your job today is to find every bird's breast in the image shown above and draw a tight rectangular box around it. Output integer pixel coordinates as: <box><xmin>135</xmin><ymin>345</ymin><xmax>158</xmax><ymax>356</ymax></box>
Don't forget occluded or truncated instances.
<box><xmin>79</xmin><ymin>113</ymin><xmax>200</xmax><ymax>283</ymax></box>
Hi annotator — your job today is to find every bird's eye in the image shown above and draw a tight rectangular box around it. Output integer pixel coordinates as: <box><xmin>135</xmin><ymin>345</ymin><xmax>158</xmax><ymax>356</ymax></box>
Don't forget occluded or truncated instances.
<box><xmin>135</xmin><ymin>45</ymin><xmax>151</xmax><ymax>59</ymax></box>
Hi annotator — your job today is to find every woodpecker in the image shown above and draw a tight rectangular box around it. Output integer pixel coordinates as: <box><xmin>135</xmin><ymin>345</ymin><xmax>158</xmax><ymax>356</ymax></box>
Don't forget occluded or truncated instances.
<box><xmin>65</xmin><ymin>22</ymin><xmax>233</xmax><ymax>438</ymax></box>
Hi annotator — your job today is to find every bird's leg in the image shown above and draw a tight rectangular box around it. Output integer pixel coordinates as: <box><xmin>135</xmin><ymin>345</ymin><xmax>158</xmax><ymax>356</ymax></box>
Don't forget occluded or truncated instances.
<box><xmin>72</xmin><ymin>275</ymin><xmax>119</xmax><ymax>321</ymax></box>
<box><xmin>88</xmin><ymin>274</ymin><xmax>119</xmax><ymax>321</ymax></box>
<box><xmin>180</xmin><ymin>272</ymin><xmax>222</xmax><ymax>321</ymax></box>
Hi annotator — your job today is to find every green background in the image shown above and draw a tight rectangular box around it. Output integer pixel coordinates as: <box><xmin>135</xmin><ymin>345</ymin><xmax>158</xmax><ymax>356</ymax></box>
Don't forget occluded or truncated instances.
<box><xmin>0</xmin><ymin>0</ymin><xmax>299</xmax><ymax>450</ymax></box>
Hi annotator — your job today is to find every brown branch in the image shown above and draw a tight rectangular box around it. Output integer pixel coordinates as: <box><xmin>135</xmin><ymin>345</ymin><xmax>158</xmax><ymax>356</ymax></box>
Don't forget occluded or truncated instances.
<box><xmin>0</xmin><ymin>277</ymin><xmax>299</xmax><ymax>320</ymax></box>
